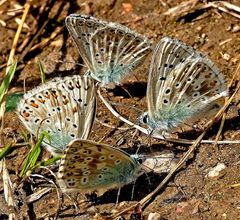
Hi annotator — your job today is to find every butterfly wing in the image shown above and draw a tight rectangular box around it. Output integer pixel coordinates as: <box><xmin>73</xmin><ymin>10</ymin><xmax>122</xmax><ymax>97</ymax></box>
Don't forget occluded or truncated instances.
<box><xmin>147</xmin><ymin>37</ymin><xmax>228</xmax><ymax>132</ymax></box>
<box><xmin>57</xmin><ymin>139</ymin><xmax>141</xmax><ymax>195</ymax></box>
<box><xmin>54</xmin><ymin>75</ymin><xmax>96</xmax><ymax>139</ymax></box>
<box><xmin>65</xmin><ymin>14</ymin><xmax>152</xmax><ymax>85</ymax></box>
<box><xmin>17</xmin><ymin>75</ymin><xmax>96</xmax><ymax>154</ymax></box>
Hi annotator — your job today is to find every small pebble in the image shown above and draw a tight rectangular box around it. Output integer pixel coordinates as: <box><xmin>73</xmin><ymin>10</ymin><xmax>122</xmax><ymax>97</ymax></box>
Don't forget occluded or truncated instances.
<box><xmin>232</xmin><ymin>25</ymin><xmax>240</xmax><ymax>33</ymax></box>
<box><xmin>148</xmin><ymin>212</ymin><xmax>160</xmax><ymax>220</ymax></box>
<box><xmin>207</xmin><ymin>163</ymin><xmax>226</xmax><ymax>178</ymax></box>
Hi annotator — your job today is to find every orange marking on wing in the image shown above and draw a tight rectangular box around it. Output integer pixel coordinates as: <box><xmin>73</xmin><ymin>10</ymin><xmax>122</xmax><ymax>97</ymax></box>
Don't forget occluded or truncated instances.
<box><xmin>63</xmin><ymin>99</ymin><xmax>69</xmax><ymax>105</ymax></box>
<box><xmin>44</xmin><ymin>94</ymin><xmax>50</xmax><ymax>99</ymax></box>
<box><xmin>52</xmin><ymin>93</ymin><xmax>58</xmax><ymax>99</ymax></box>
<box><xmin>23</xmin><ymin>112</ymin><xmax>30</xmax><ymax>118</ymax></box>
<box><xmin>30</xmin><ymin>103</ymin><xmax>39</xmax><ymax>108</ymax></box>
<box><xmin>38</xmin><ymin>99</ymin><xmax>45</xmax><ymax>103</ymax></box>
<box><xmin>72</xmin><ymin>106</ymin><xmax>78</xmax><ymax>113</ymax></box>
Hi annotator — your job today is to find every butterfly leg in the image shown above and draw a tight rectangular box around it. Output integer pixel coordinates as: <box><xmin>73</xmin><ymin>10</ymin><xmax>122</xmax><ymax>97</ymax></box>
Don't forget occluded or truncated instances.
<box><xmin>131</xmin><ymin>180</ymin><xmax>136</xmax><ymax>200</ymax></box>
<box><xmin>115</xmin><ymin>187</ymin><xmax>121</xmax><ymax>205</ymax></box>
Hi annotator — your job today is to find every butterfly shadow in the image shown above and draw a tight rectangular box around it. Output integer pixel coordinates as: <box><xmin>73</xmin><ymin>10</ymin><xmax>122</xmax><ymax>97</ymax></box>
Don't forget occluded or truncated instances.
<box><xmin>109</xmin><ymin>81</ymin><xmax>147</xmax><ymax>99</ymax></box>
<box><xmin>85</xmin><ymin>143</ymin><xmax>176</xmax><ymax>205</ymax></box>
<box><xmin>85</xmin><ymin>172</ymin><xmax>168</xmax><ymax>206</ymax></box>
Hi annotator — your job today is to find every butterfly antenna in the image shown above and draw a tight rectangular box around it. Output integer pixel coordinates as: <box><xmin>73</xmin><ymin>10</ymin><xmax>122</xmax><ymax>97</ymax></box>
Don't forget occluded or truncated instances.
<box><xmin>95</xmin><ymin>118</ymin><xmax>129</xmax><ymax>131</ymax></box>
<box><xmin>135</xmin><ymin>128</ymin><xmax>153</xmax><ymax>155</ymax></box>
<box><xmin>36</xmin><ymin>118</ymin><xmax>48</xmax><ymax>139</ymax></box>
<box><xmin>110</xmin><ymin>101</ymin><xmax>144</xmax><ymax>113</ymax></box>
<box><xmin>97</xmin><ymin>87</ymin><xmax>152</xmax><ymax>135</ymax></box>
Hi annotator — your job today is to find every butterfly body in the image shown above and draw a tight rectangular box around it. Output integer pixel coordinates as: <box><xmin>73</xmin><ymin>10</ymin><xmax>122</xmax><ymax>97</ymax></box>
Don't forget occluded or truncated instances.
<box><xmin>65</xmin><ymin>14</ymin><xmax>152</xmax><ymax>85</ymax></box>
<box><xmin>57</xmin><ymin>139</ymin><xmax>141</xmax><ymax>195</ymax></box>
<box><xmin>143</xmin><ymin>37</ymin><xmax>228</xmax><ymax>134</ymax></box>
<box><xmin>17</xmin><ymin>75</ymin><xmax>96</xmax><ymax>154</ymax></box>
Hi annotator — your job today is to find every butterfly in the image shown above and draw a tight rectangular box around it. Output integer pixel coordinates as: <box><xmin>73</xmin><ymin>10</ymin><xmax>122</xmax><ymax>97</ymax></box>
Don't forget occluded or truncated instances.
<box><xmin>140</xmin><ymin>37</ymin><xmax>228</xmax><ymax>135</ymax></box>
<box><xmin>57</xmin><ymin>139</ymin><xmax>142</xmax><ymax>195</ymax></box>
<box><xmin>65</xmin><ymin>14</ymin><xmax>152</xmax><ymax>85</ymax></box>
<box><xmin>17</xmin><ymin>75</ymin><xmax>96</xmax><ymax>155</ymax></box>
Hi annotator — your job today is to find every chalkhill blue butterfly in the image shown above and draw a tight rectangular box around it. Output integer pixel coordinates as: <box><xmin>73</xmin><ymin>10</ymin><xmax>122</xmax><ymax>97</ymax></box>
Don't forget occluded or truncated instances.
<box><xmin>57</xmin><ymin>139</ymin><xmax>143</xmax><ymax>196</ymax></box>
<box><xmin>139</xmin><ymin>37</ymin><xmax>228</xmax><ymax>135</ymax></box>
<box><xmin>17</xmin><ymin>75</ymin><xmax>96</xmax><ymax>155</ymax></box>
<box><xmin>65</xmin><ymin>14</ymin><xmax>153</xmax><ymax>85</ymax></box>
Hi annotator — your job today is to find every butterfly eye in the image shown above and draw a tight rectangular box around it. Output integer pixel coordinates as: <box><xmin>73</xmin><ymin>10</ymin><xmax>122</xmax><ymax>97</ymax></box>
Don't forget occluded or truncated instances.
<box><xmin>141</xmin><ymin>114</ymin><xmax>149</xmax><ymax>124</ymax></box>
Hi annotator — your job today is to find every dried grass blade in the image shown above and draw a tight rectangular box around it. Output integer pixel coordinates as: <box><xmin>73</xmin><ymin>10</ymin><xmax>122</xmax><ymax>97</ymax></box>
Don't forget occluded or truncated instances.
<box><xmin>0</xmin><ymin>158</ymin><xmax>16</xmax><ymax>219</ymax></box>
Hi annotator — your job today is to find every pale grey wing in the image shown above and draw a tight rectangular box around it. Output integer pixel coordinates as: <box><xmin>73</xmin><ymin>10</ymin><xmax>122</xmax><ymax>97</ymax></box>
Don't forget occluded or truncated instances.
<box><xmin>163</xmin><ymin>56</ymin><xmax>228</xmax><ymax>121</ymax></box>
<box><xmin>147</xmin><ymin>37</ymin><xmax>228</xmax><ymax>131</ymax></box>
<box><xmin>66</xmin><ymin>14</ymin><xmax>152</xmax><ymax>85</ymax></box>
<box><xmin>17</xmin><ymin>76</ymin><xmax>96</xmax><ymax>154</ymax></box>
<box><xmin>88</xmin><ymin>22</ymin><xmax>152</xmax><ymax>84</ymax></box>
<box><xmin>55</xmin><ymin>75</ymin><xmax>96</xmax><ymax>139</ymax></box>
<box><xmin>17</xmin><ymin>86</ymin><xmax>80</xmax><ymax>154</ymax></box>
<box><xmin>65</xmin><ymin>14</ymin><xmax>105</xmax><ymax>73</ymax></box>
<box><xmin>147</xmin><ymin>37</ymin><xmax>199</xmax><ymax>118</ymax></box>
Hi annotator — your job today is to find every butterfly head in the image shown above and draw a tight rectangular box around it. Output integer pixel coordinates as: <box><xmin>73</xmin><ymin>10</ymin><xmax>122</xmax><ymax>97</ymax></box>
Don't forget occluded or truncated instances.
<box><xmin>139</xmin><ymin>112</ymin><xmax>149</xmax><ymax>125</ymax></box>
<box><xmin>139</xmin><ymin>112</ymin><xmax>161</xmax><ymax>131</ymax></box>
